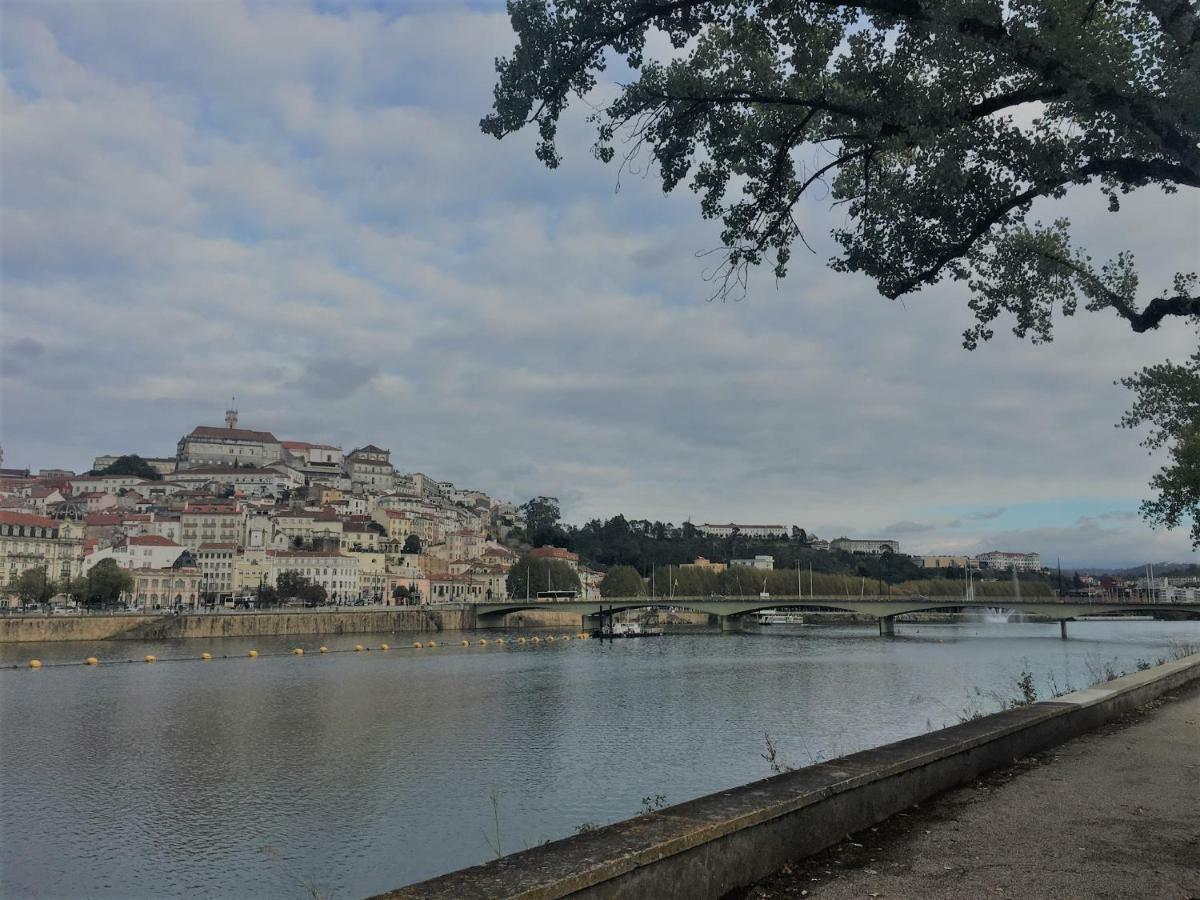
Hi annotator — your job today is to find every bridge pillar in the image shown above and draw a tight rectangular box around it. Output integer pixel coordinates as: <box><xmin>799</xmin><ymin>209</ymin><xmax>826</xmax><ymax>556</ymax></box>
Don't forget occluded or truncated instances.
<box><xmin>720</xmin><ymin>614</ymin><xmax>743</xmax><ymax>633</ymax></box>
<box><xmin>878</xmin><ymin>616</ymin><xmax>896</xmax><ymax>637</ymax></box>
<box><xmin>1060</xmin><ymin>619</ymin><xmax>1068</xmax><ymax>640</ymax></box>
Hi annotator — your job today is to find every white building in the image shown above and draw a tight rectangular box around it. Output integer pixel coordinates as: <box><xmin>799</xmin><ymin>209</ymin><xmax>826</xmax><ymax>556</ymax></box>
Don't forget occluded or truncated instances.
<box><xmin>346</xmin><ymin>445</ymin><xmax>395</xmax><ymax>493</ymax></box>
<box><xmin>237</xmin><ymin>549</ymin><xmax>359</xmax><ymax>602</ymax></box>
<box><xmin>84</xmin><ymin>535</ymin><xmax>185</xmax><ymax>572</ymax></box>
<box><xmin>176</xmin><ymin>407</ymin><xmax>283</xmax><ymax>470</ymax></box>
<box><xmin>730</xmin><ymin>555</ymin><xmax>775</xmax><ymax>570</ymax></box>
<box><xmin>976</xmin><ymin>551</ymin><xmax>1042</xmax><ymax>572</ymax></box>
<box><xmin>196</xmin><ymin>543</ymin><xmax>238</xmax><ymax>600</ymax></box>
<box><xmin>830</xmin><ymin>538</ymin><xmax>901</xmax><ymax>555</ymax></box>
<box><xmin>700</xmin><ymin>523</ymin><xmax>788</xmax><ymax>539</ymax></box>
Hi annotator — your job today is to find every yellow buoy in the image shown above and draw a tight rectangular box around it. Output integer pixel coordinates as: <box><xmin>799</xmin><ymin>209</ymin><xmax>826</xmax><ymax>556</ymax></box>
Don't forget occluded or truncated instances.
<box><xmin>29</xmin><ymin>659</ymin><xmax>42</xmax><ymax>669</ymax></box>
<box><xmin>144</xmin><ymin>655</ymin><xmax>157</xmax><ymax>663</ymax></box>
<box><xmin>200</xmin><ymin>652</ymin><xmax>213</xmax><ymax>661</ymax></box>
<box><xmin>546</xmin><ymin>636</ymin><xmax>555</xmax><ymax>642</ymax></box>
<box><xmin>517</xmin><ymin>637</ymin><xmax>526</xmax><ymax>644</ymax></box>
<box><xmin>478</xmin><ymin>639</ymin><xmax>488</xmax><ymax>646</ymax></box>
<box><xmin>380</xmin><ymin>643</ymin><xmax>391</xmax><ymax>651</ymax></box>
<box><xmin>85</xmin><ymin>656</ymin><xmax>99</xmax><ymax>666</ymax></box>
<box><xmin>427</xmin><ymin>640</ymin><xmax>437</xmax><ymax>648</ymax></box>
<box><xmin>319</xmin><ymin>646</ymin><xmax>329</xmax><ymax>654</ymax></box>
<box><xmin>494</xmin><ymin>638</ymin><xmax>505</xmax><ymax>646</ymax></box>
<box><xmin>292</xmin><ymin>648</ymin><xmax>304</xmax><ymax>656</ymax></box>
<box><xmin>247</xmin><ymin>650</ymin><xmax>258</xmax><ymax>658</ymax></box>
<box><xmin>461</xmin><ymin>640</ymin><xmax>470</xmax><ymax>647</ymax></box>
<box><xmin>531</xmin><ymin>636</ymin><xmax>541</xmax><ymax>644</ymax></box>
<box><xmin>413</xmin><ymin>641</ymin><xmax>424</xmax><ymax>649</ymax></box>
<box><xmin>354</xmin><ymin>644</ymin><xmax>365</xmax><ymax>652</ymax></box>
<box><xmin>561</xmin><ymin>635</ymin><xmax>571</xmax><ymax>641</ymax></box>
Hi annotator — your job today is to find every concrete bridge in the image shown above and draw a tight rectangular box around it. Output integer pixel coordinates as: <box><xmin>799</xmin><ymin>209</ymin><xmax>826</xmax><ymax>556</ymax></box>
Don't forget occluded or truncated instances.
<box><xmin>473</xmin><ymin>596</ymin><xmax>1200</xmax><ymax>638</ymax></box>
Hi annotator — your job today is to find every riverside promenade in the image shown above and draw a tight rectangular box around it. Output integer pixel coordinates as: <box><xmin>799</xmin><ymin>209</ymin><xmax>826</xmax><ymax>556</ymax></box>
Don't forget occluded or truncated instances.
<box><xmin>741</xmin><ymin>681</ymin><xmax>1200</xmax><ymax>900</ymax></box>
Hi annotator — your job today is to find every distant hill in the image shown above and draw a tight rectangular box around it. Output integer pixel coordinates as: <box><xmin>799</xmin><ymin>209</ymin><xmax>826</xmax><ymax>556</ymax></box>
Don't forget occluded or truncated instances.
<box><xmin>1081</xmin><ymin>562</ymin><xmax>1200</xmax><ymax>578</ymax></box>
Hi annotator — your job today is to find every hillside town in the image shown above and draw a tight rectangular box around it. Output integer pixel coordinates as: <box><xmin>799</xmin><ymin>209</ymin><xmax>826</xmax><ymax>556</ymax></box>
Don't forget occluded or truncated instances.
<box><xmin>0</xmin><ymin>405</ymin><xmax>611</xmax><ymax>609</ymax></box>
<box><xmin>2</xmin><ymin>406</ymin><xmax>1195</xmax><ymax>610</ymax></box>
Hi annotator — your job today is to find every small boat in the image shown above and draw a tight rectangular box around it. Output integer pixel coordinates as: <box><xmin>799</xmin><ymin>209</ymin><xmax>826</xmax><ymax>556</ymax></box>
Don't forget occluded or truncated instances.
<box><xmin>757</xmin><ymin>612</ymin><xmax>806</xmax><ymax>625</ymax></box>
<box><xmin>593</xmin><ymin>621</ymin><xmax>664</xmax><ymax>638</ymax></box>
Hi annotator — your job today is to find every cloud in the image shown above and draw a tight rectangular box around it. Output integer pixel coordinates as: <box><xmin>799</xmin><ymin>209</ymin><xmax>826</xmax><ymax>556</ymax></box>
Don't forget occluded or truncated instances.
<box><xmin>883</xmin><ymin>520</ymin><xmax>937</xmax><ymax>535</ymax></box>
<box><xmin>1</xmin><ymin>1</ymin><xmax>1196</xmax><ymax>568</ymax></box>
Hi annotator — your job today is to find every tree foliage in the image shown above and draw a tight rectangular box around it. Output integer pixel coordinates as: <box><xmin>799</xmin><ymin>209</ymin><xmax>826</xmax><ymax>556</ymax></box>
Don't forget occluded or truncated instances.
<box><xmin>519</xmin><ymin>495</ymin><xmax>567</xmax><ymax>545</ymax></box>
<box><xmin>1120</xmin><ymin>335</ymin><xmax>1200</xmax><ymax>546</ymax></box>
<box><xmin>92</xmin><ymin>454</ymin><xmax>163</xmax><ymax>480</ymax></box>
<box><xmin>13</xmin><ymin>567</ymin><xmax>57</xmax><ymax>606</ymax></box>
<box><xmin>84</xmin><ymin>559</ymin><xmax>133</xmax><ymax>608</ymax></box>
<box><xmin>276</xmin><ymin>570</ymin><xmax>329</xmax><ymax>605</ymax></box>
<box><xmin>485</xmin><ymin>0</ymin><xmax>1198</xmax><ymax>336</ymax></box>
<box><xmin>486</xmin><ymin>0</ymin><xmax>1199</xmax><ymax>544</ymax></box>
<box><xmin>506</xmin><ymin>553</ymin><xmax>583</xmax><ymax>598</ymax></box>
<box><xmin>599</xmin><ymin>564</ymin><xmax>647</xmax><ymax>596</ymax></box>
<box><xmin>402</xmin><ymin>534</ymin><xmax>423</xmax><ymax>554</ymax></box>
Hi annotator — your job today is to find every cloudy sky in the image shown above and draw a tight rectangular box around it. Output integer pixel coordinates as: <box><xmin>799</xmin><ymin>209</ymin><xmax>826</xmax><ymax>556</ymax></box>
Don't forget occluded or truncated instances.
<box><xmin>1</xmin><ymin>1</ymin><xmax>1196</xmax><ymax>567</ymax></box>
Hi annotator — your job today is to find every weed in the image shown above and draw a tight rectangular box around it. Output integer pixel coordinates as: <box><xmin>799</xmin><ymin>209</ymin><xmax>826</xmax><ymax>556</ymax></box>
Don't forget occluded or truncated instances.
<box><xmin>761</xmin><ymin>732</ymin><xmax>794</xmax><ymax>774</ymax></box>
<box><xmin>482</xmin><ymin>788</ymin><xmax>503</xmax><ymax>859</ymax></box>
<box><xmin>639</xmin><ymin>794</ymin><xmax>668</xmax><ymax>814</ymax></box>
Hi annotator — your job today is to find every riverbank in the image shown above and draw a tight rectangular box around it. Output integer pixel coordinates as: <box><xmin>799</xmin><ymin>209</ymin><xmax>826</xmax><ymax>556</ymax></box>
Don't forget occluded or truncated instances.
<box><xmin>0</xmin><ymin>607</ymin><xmax>472</xmax><ymax>642</ymax></box>
<box><xmin>741</xmin><ymin>679</ymin><xmax>1200</xmax><ymax>899</ymax></box>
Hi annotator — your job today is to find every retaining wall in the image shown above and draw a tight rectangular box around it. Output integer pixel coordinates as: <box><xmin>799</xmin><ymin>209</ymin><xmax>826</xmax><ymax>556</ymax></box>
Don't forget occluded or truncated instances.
<box><xmin>0</xmin><ymin>607</ymin><xmax>474</xmax><ymax>642</ymax></box>
<box><xmin>376</xmin><ymin>652</ymin><xmax>1200</xmax><ymax>899</ymax></box>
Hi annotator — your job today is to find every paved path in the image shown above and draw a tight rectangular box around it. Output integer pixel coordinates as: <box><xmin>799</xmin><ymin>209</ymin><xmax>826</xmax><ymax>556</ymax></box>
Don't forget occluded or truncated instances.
<box><xmin>741</xmin><ymin>683</ymin><xmax>1200</xmax><ymax>900</ymax></box>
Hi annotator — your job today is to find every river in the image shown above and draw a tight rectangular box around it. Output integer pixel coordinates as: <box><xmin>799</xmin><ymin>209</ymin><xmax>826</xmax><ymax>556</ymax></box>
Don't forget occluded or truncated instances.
<box><xmin>2</xmin><ymin>619</ymin><xmax>1197</xmax><ymax>898</ymax></box>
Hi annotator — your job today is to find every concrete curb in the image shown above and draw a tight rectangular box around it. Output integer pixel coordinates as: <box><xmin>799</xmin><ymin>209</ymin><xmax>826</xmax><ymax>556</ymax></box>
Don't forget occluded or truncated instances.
<box><xmin>374</xmin><ymin>652</ymin><xmax>1200</xmax><ymax>900</ymax></box>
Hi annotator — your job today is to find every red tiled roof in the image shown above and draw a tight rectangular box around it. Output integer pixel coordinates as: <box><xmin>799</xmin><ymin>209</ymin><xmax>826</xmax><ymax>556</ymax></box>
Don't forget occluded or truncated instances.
<box><xmin>529</xmin><ymin>546</ymin><xmax>579</xmax><ymax>561</ymax></box>
<box><xmin>0</xmin><ymin>510</ymin><xmax>57</xmax><ymax>528</ymax></box>
<box><xmin>188</xmin><ymin>425</ymin><xmax>280</xmax><ymax>443</ymax></box>
<box><xmin>85</xmin><ymin>513</ymin><xmax>123</xmax><ymax>525</ymax></box>
<box><xmin>128</xmin><ymin>535</ymin><xmax>181</xmax><ymax>547</ymax></box>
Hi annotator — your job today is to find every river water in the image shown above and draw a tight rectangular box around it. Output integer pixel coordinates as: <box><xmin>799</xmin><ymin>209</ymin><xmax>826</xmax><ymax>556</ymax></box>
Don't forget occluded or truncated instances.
<box><xmin>2</xmin><ymin>619</ymin><xmax>1197</xmax><ymax>899</ymax></box>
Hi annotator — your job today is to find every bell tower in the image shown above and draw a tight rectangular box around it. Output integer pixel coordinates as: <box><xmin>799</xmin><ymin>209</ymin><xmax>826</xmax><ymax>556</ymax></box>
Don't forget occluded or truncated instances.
<box><xmin>224</xmin><ymin>397</ymin><xmax>238</xmax><ymax>430</ymax></box>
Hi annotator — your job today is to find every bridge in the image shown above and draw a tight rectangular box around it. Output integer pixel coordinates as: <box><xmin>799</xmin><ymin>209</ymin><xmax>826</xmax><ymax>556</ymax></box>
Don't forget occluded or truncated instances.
<box><xmin>471</xmin><ymin>595</ymin><xmax>1200</xmax><ymax>638</ymax></box>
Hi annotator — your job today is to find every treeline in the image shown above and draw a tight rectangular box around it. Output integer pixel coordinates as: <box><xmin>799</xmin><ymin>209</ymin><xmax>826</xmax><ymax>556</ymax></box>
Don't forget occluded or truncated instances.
<box><xmin>516</xmin><ymin>499</ymin><xmax>1058</xmax><ymax>588</ymax></box>
<box><xmin>615</xmin><ymin>565</ymin><xmax>1053</xmax><ymax>599</ymax></box>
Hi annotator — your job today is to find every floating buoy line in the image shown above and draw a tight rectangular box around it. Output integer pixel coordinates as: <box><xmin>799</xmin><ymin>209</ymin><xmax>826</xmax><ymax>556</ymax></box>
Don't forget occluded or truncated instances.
<box><xmin>9</xmin><ymin>633</ymin><xmax>592</xmax><ymax>670</ymax></box>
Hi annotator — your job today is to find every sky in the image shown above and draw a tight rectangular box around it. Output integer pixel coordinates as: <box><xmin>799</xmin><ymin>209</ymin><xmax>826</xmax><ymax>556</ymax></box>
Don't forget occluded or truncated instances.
<box><xmin>1</xmin><ymin>1</ymin><xmax>1197</xmax><ymax>568</ymax></box>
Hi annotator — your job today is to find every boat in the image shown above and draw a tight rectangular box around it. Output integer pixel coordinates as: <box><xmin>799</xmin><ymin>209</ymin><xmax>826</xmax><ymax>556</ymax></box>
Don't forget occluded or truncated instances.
<box><xmin>757</xmin><ymin>612</ymin><xmax>806</xmax><ymax>625</ymax></box>
<box><xmin>592</xmin><ymin>621</ymin><xmax>664</xmax><ymax>638</ymax></box>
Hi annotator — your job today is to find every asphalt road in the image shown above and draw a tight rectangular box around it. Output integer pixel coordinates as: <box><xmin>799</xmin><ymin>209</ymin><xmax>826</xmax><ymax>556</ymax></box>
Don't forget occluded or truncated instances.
<box><xmin>738</xmin><ymin>682</ymin><xmax>1200</xmax><ymax>900</ymax></box>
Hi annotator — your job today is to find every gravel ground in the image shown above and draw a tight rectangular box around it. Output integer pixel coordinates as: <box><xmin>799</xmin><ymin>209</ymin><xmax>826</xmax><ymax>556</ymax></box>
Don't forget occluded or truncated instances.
<box><xmin>732</xmin><ymin>682</ymin><xmax>1200</xmax><ymax>900</ymax></box>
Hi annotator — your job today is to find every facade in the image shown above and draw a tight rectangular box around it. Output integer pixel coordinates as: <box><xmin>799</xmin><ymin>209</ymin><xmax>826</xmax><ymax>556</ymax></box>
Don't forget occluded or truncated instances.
<box><xmin>699</xmin><ymin>523</ymin><xmax>788</xmax><ymax>539</ymax></box>
<box><xmin>830</xmin><ymin>538</ymin><xmax>901</xmax><ymax>555</ymax></box>
<box><xmin>180</xmin><ymin>506</ymin><xmax>247</xmax><ymax>549</ymax></box>
<box><xmin>730</xmin><ymin>555</ymin><xmax>775</xmax><ymax>570</ymax></box>
<box><xmin>236</xmin><ymin>549</ymin><xmax>359</xmax><ymax>602</ymax></box>
<box><xmin>166</xmin><ymin>465</ymin><xmax>299</xmax><ymax>497</ymax></box>
<box><xmin>976</xmin><ymin>551</ymin><xmax>1042</xmax><ymax>572</ymax></box>
<box><xmin>680</xmin><ymin>556</ymin><xmax>727</xmax><ymax>573</ymax></box>
<box><xmin>920</xmin><ymin>555</ymin><xmax>979</xmax><ymax>569</ymax></box>
<box><xmin>346</xmin><ymin>445</ymin><xmax>394</xmax><ymax>493</ymax></box>
<box><xmin>197</xmin><ymin>543</ymin><xmax>238</xmax><ymax>601</ymax></box>
<box><xmin>128</xmin><ymin>566</ymin><xmax>202</xmax><ymax>610</ymax></box>
<box><xmin>176</xmin><ymin>409</ymin><xmax>283</xmax><ymax>469</ymax></box>
<box><xmin>0</xmin><ymin>511</ymin><xmax>85</xmax><ymax>603</ymax></box>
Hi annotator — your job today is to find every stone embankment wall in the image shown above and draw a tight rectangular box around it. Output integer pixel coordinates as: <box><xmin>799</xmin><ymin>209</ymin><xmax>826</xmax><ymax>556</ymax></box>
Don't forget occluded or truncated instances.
<box><xmin>0</xmin><ymin>607</ymin><xmax>475</xmax><ymax>643</ymax></box>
